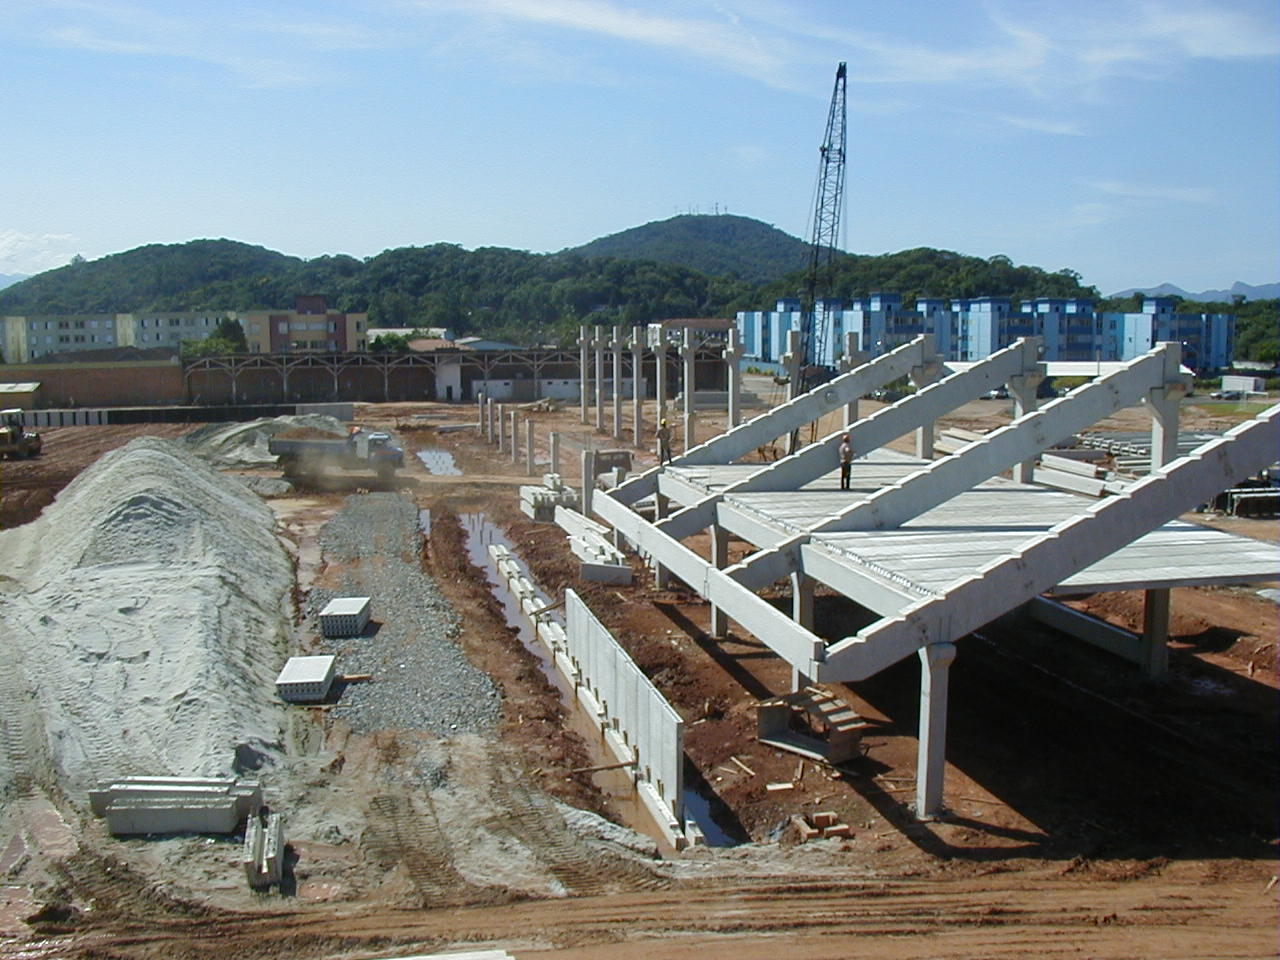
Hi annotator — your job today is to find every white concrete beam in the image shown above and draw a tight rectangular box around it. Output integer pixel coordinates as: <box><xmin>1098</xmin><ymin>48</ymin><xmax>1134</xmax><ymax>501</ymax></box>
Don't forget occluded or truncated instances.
<box><xmin>593</xmin><ymin>491</ymin><xmax>825</xmax><ymax>673</ymax></box>
<box><xmin>610</xmin><ymin>337</ymin><xmax>934</xmax><ymax>506</ymax></box>
<box><xmin>820</xmin><ymin>404</ymin><xmax>1280</xmax><ymax>681</ymax></box>
<box><xmin>814</xmin><ymin>345</ymin><xmax>1181</xmax><ymax>535</ymax></box>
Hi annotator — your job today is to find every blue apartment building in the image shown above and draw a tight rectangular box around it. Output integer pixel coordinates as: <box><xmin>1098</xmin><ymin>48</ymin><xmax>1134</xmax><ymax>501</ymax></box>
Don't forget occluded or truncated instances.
<box><xmin>737</xmin><ymin>295</ymin><xmax>1233</xmax><ymax>373</ymax></box>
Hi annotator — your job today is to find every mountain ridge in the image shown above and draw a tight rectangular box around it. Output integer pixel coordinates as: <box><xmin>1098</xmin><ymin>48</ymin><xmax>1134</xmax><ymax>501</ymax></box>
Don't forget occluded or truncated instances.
<box><xmin>1108</xmin><ymin>280</ymin><xmax>1279</xmax><ymax>302</ymax></box>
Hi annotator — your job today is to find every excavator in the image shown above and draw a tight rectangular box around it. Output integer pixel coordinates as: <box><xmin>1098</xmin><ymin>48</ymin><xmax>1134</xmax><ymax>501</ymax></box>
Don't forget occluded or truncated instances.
<box><xmin>0</xmin><ymin>409</ymin><xmax>41</xmax><ymax>459</ymax></box>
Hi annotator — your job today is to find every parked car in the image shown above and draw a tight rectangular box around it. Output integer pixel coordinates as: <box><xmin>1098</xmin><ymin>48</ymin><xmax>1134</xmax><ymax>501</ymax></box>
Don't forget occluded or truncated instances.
<box><xmin>1209</xmin><ymin>390</ymin><xmax>1244</xmax><ymax>400</ymax></box>
<box><xmin>985</xmin><ymin>386</ymin><xmax>1009</xmax><ymax>400</ymax></box>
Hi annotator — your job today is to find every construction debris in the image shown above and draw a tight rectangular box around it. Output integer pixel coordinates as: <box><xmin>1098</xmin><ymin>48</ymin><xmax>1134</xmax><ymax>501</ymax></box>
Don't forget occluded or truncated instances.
<box><xmin>757</xmin><ymin>687</ymin><xmax>870</xmax><ymax>766</ymax></box>
<box><xmin>243</xmin><ymin>812</ymin><xmax>285</xmax><ymax>889</ymax></box>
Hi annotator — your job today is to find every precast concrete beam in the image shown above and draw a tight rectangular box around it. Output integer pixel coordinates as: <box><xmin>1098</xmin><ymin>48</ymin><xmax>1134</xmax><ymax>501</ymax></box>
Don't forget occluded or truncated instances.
<box><xmin>609</xmin><ymin>337</ymin><xmax>934</xmax><ymax>507</ymax></box>
<box><xmin>649</xmin><ymin>342</ymin><xmax>1042</xmax><ymax>542</ymax></box>
<box><xmin>735</xmin><ymin>339</ymin><xmax>1041</xmax><ymax>494</ymax></box>
<box><xmin>820</xmin><ymin>404</ymin><xmax>1280</xmax><ymax>682</ymax></box>
<box><xmin>656</xmin><ymin>470</ymin><xmax>711</xmax><ymax>508</ymax></box>
<box><xmin>814</xmin><ymin>344</ymin><xmax>1182</xmax><ymax>535</ymax></box>
<box><xmin>593</xmin><ymin>491</ymin><xmax>826</xmax><ymax>673</ymax></box>
<box><xmin>799</xmin><ymin>541</ymin><xmax>927</xmax><ymax>615</ymax></box>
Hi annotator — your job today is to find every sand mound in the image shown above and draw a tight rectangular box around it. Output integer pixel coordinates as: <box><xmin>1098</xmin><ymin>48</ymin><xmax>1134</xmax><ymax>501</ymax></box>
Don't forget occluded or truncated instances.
<box><xmin>183</xmin><ymin>414</ymin><xmax>346</xmax><ymax>467</ymax></box>
<box><xmin>0</xmin><ymin>437</ymin><xmax>295</xmax><ymax>801</ymax></box>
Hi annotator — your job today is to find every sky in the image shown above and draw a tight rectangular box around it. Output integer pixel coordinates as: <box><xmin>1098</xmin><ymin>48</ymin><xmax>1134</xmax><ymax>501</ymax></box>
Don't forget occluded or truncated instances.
<box><xmin>1</xmin><ymin>0</ymin><xmax>1277</xmax><ymax>295</ymax></box>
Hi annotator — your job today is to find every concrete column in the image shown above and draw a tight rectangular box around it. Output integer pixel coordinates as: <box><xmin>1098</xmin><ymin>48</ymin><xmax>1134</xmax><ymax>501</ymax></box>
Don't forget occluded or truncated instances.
<box><xmin>783</xmin><ymin>328</ymin><xmax>804</xmax><ymax>455</ymax></box>
<box><xmin>579</xmin><ymin>325</ymin><xmax>590</xmax><ymax>425</ymax></box>
<box><xmin>486</xmin><ymin>397</ymin><xmax>495</xmax><ymax>443</ymax></box>
<box><xmin>1140</xmin><ymin>589</ymin><xmax>1171</xmax><ymax>681</ymax></box>
<box><xmin>476</xmin><ymin>390</ymin><xmax>485</xmax><ymax>430</ymax></box>
<box><xmin>549</xmin><ymin>431</ymin><xmax>560</xmax><ymax>476</ymax></box>
<box><xmin>580</xmin><ymin>449</ymin><xmax>595</xmax><ymax>518</ymax></box>
<box><xmin>496</xmin><ymin>403</ymin><xmax>505</xmax><ymax>453</ymax></box>
<box><xmin>710</xmin><ymin>524</ymin><xmax>729</xmax><ymax>638</ymax></box>
<box><xmin>783</xmin><ymin>328</ymin><xmax>804</xmax><ymax>403</ymax></box>
<box><xmin>840</xmin><ymin>333</ymin><xmax>864</xmax><ymax>428</ymax></box>
<box><xmin>916</xmin><ymin>641</ymin><xmax>957</xmax><ymax>820</ymax></box>
<box><xmin>791</xmin><ymin>572</ymin><xmax>814</xmax><ymax>631</ymax></box>
<box><xmin>525</xmin><ymin>419</ymin><xmax>535</xmax><ymax>476</ymax></box>
<box><xmin>611</xmin><ymin>326</ymin><xmax>624</xmax><ymax>441</ymax></box>
<box><xmin>1139</xmin><ymin>385</ymin><xmax>1182</xmax><ymax>681</ymax></box>
<box><xmin>680</xmin><ymin>327</ymin><xmax>696</xmax><ymax>453</ymax></box>
<box><xmin>654</xmin><ymin>491</ymin><xmax>670</xmax><ymax>589</ymax></box>
<box><xmin>910</xmin><ymin>359</ymin><xmax>943</xmax><ymax>461</ymax></box>
<box><xmin>594</xmin><ymin>325</ymin><xmax>605</xmax><ymax>432</ymax></box>
<box><xmin>509</xmin><ymin>410</ymin><xmax>519</xmax><ymax>464</ymax></box>
<box><xmin>654</xmin><ymin>337</ymin><xmax>668</xmax><ymax>428</ymax></box>
<box><xmin>1009</xmin><ymin>373</ymin><xmax>1042</xmax><ymax>482</ymax></box>
<box><xmin>725</xmin><ymin>326</ymin><xmax>744</xmax><ymax>428</ymax></box>
<box><xmin>631</xmin><ymin>327</ymin><xmax>645</xmax><ymax>448</ymax></box>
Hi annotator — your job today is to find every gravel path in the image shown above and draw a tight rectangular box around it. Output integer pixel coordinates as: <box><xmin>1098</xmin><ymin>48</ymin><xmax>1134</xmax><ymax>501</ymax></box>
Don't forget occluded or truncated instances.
<box><xmin>308</xmin><ymin>493</ymin><xmax>500</xmax><ymax>736</ymax></box>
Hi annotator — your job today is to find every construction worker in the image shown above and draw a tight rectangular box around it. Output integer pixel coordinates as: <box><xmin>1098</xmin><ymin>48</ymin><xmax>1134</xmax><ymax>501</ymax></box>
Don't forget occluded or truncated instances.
<box><xmin>838</xmin><ymin>433</ymin><xmax>853</xmax><ymax>490</ymax></box>
<box><xmin>657</xmin><ymin>418</ymin><xmax>672</xmax><ymax>464</ymax></box>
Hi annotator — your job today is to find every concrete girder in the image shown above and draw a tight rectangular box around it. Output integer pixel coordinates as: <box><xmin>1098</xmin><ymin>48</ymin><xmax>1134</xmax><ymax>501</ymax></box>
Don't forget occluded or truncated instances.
<box><xmin>819</xmin><ymin>404</ymin><xmax>1280</xmax><ymax>682</ymax></box>
<box><xmin>650</xmin><ymin>340</ymin><xmax>1042</xmax><ymax>544</ymax></box>
<box><xmin>610</xmin><ymin>337</ymin><xmax>936</xmax><ymax>506</ymax></box>
<box><xmin>592</xmin><ymin>490</ymin><xmax>825</xmax><ymax>674</ymax></box>
<box><xmin>740</xmin><ymin>339</ymin><xmax>1041</xmax><ymax>494</ymax></box>
<box><xmin>656</xmin><ymin>470</ymin><xmax>711</xmax><ymax>509</ymax></box>
<box><xmin>798</xmin><ymin>542</ymin><xmax>927</xmax><ymax>616</ymax></box>
<box><xmin>813</xmin><ymin>344</ymin><xmax>1181</xmax><ymax>535</ymax></box>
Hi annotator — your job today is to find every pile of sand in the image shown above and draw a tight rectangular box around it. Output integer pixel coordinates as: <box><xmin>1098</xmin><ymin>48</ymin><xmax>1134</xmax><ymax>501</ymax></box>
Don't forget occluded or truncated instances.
<box><xmin>0</xmin><ymin>437</ymin><xmax>295</xmax><ymax>802</ymax></box>
<box><xmin>183</xmin><ymin>414</ymin><xmax>346</xmax><ymax>467</ymax></box>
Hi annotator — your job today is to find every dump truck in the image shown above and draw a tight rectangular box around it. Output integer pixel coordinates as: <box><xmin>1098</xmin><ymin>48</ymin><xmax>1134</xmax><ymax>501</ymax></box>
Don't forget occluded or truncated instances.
<box><xmin>267</xmin><ymin>428</ymin><xmax>404</xmax><ymax>484</ymax></box>
<box><xmin>0</xmin><ymin>409</ymin><xmax>41</xmax><ymax>459</ymax></box>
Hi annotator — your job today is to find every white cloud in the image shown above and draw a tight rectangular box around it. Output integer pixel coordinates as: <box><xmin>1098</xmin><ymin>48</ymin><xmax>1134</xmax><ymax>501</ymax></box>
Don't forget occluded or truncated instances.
<box><xmin>1084</xmin><ymin>180</ymin><xmax>1218</xmax><ymax>203</ymax></box>
<box><xmin>0</xmin><ymin>230</ymin><xmax>84</xmax><ymax>274</ymax></box>
<box><xmin>996</xmin><ymin>114</ymin><xmax>1086</xmax><ymax>136</ymax></box>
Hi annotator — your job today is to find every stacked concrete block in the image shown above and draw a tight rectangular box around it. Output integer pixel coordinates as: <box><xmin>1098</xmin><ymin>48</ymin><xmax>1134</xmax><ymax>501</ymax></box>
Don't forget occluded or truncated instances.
<box><xmin>790</xmin><ymin>810</ymin><xmax>853</xmax><ymax>843</ymax></box>
<box><xmin>243</xmin><ymin>812</ymin><xmax>285</xmax><ymax>889</ymax></box>
<box><xmin>519</xmin><ymin>473</ymin><xmax>581</xmax><ymax>522</ymax></box>
<box><xmin>89</xmin><ymin>776</ymin><xmax>262</xmax><ymax>836</ymax></box>
<box><xmin>275</xmin><ymin>655</ymin><xmax>337</xmax><ymax>703</ymax></box>
<box><xmin>554</xmin><ymin>506</ymin><xmax>632</xmax><ymax>584</ymax></box>
<box><xmin>318</xmin><ymin>596</ymin><xmax>371</xmax><ymax>637</ymax></box>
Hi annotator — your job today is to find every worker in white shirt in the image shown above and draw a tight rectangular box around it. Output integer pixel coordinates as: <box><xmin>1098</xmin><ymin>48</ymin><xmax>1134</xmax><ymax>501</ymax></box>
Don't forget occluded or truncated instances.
<box><xmin>838</xmin><ymin>433</ymin><xmax>853</xmax><ymax>490</ymax></box>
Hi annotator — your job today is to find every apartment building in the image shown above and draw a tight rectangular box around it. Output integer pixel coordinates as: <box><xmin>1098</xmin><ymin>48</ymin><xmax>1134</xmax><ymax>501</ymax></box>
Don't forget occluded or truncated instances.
<box><xmin>737</xmin><ymin>295</ymin><xmax>1234</xmax><ymax>373</ymax></box>
<box><xmin>2</xmin><ymin>296</ymin><xmax>369</xmax><ymax>362</ymax></box>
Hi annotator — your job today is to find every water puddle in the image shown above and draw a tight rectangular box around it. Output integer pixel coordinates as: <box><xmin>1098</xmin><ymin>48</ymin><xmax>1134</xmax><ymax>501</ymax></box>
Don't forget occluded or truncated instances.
<box><xmin>460</xmin><ymin>513</ymin><xmax>569</xmax><ymax>699</ymax></box>
<box><xmin>417</xmin><ymin>448</ymin><xmax>462</xmax><ymax>476</ymax></box>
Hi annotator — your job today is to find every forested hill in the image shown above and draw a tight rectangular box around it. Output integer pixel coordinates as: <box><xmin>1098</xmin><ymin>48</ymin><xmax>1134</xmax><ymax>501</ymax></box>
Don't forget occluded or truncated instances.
<box><xmin>29</xmin><ymin>230</ymin><xmax>1277</xmax><ymax>354</ymax></box>
<box><xmin>564</xmin><ymin>214</ymin><xmax>811</xmax><ymax>284</ymax></box>
<box><xmin>0</xmin><ymin>241</ymin><xmax>302</xmax><ymax>315</ymax></box>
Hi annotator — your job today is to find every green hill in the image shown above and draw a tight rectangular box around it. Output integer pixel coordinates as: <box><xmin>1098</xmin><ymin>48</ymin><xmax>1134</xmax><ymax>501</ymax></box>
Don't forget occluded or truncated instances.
<box><xmin>0</xmin><ymin>240</ymin><xmax>301</xmax><ymax>315</ymax></box>
<box><xmin>15</xmin><ymin>224</ymin><xmax>1261</xmax><ymax>356</ymax></box>
<box><xmin>564</xmin><ymin>214</ymin><xmax>811</xmax><ymax>284</ymax></box>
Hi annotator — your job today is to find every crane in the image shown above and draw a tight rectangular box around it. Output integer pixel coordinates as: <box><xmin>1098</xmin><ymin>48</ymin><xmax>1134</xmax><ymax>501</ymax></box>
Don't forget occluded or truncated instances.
<box><xmin>798</xmin><ymin>61</ymin><xmax>847</xmax><ymax>392</ymax></box>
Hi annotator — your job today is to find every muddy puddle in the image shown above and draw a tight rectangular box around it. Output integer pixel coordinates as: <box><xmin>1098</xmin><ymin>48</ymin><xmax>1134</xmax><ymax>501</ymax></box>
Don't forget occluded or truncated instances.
<box><xmin>417</xmin><ymin>449</ymin><xmax>462</xmax><ymax>476</ymax></box>
<box><xmin>459</xmin><ymin>511</ymin><xmax>736</xmax><ymax>849</ymax></box>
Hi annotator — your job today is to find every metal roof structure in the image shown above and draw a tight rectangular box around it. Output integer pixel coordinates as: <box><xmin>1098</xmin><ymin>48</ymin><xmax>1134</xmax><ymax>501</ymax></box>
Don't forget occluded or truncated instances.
<box><xmin>589</xmin><ymin>335</ymin><xmax>1280</xmax><ymax>817</ymax></box>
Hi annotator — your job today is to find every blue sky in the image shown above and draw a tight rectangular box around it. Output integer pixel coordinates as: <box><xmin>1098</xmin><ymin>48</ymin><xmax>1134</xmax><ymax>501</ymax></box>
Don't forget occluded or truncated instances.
<box><xmin>2</xmin><ymin>0</ymin><xmax>1277</xmax><ymax>295</ymax></box>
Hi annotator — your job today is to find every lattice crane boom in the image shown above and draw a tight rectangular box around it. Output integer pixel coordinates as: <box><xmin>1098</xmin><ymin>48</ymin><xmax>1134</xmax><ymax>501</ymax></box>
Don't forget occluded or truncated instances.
<box><xmin>800</xmin><ymin>61</ymin><xmax>847</xmax><ymax>389</ymax></box>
